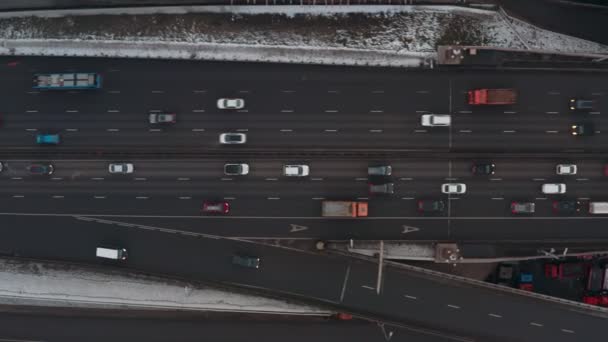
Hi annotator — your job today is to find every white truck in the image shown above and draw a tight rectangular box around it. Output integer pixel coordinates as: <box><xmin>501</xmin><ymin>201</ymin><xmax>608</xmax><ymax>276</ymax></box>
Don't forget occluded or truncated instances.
<box><xmin>589</xmin><ymin>202</ymin><xmax>608</xmax><ymax>214</ymax></box>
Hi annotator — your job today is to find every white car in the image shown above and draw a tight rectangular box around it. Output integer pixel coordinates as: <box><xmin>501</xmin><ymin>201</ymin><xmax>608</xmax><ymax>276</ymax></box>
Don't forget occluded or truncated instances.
<box><xmin>421</xmin><ymin>114</ymin><xmax>451</xmax><ymax>127</ymax></box>
<box><xmin>556</xmin><ymin>164</ymin><xmax>577</xmax><ymax>175</ymax></box>
<box><xmin>283</xmin><ymin>165</ymin><xmax>310</xmax><ymax>177</ymax></box>
<box><xmin>217</xmin><ymin>98</ymin><xmax>245</xmax><ymax>110</ymax></box>
<box><xmin>108</xmin><ymin>163</ymin><xmax>134</xmax><ymax>174</ymax></box>
<box><xmin>219</xmin><ymin>133</ymin><xmax>247</xmax><ymax>144</ymax></box>
<box><xmin>224</xmin><ymin>163</ymin><xmax>249</xmax><ymax>176</ymax></box>
<box><xmin>441</xmin><ymin>183</ymin><xmax>466</xmax><ymax>194</ymax></box>
<box><xmin>542</xmin><ymin>183</ymin><xmax>566</xmax><ymax>194</ymax></box>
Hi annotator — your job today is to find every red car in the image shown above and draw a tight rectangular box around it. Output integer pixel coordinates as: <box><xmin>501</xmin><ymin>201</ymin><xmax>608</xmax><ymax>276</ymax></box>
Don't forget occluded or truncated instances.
<box><xmin>604</xmin><ymin>165</ymin><xmax>608</xmax><ymax>177</ymax></box>
<box><xmin>202</xmin><ymin>201</ymin><xmax>229</xmax><ymax>214</ymax></box>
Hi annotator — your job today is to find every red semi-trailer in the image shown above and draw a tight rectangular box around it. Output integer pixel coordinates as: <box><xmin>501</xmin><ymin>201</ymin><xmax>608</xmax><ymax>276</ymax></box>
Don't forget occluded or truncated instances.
<box><xmin>468</xmin><ymin>88</ymin><xmax>517</xmax><ymax>105</ymax></box>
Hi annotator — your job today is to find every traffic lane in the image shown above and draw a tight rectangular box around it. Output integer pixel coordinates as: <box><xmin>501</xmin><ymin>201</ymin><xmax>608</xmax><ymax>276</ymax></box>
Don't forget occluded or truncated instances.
<box><xmin>451</xmin><ymin>130</ymin><xmax>603</xmax><ymax>152</ymax></box>
<box><xmin>375</xmin><ymin>265</ymin><xmax>604</xmax><ymax>342</ymax></box>
<box><xmin>0</xmin><ymin>129</ymin><xmax>451</xmax><ymax>150</ymax></box>
<box><xmin>0</xmin><ymin>214</ymin><xmax>348</xmax><ymax>303</ymax></box>
<box><xmin>343</xmin><ymin>260</ymin><xmax>605</xmax><ymax>342</ymax></box>
<box><xmin>451</xmin><ymin>70</ymin><xmax>607</xmax><ymax>113</ymax></box>
<box><xmin>1</xmin><ymin>158</ymin><xmax>605</xmax><ymax>181</ymax></box>
<box><xmin>450</xmin><ymin>217</ymin><xmax>608</xmax><ymax>242</ymax></box>
<box><xmin>0</xmin><ymin>311</ymin><xmax>461</xmax><ymax>342</ymax></box>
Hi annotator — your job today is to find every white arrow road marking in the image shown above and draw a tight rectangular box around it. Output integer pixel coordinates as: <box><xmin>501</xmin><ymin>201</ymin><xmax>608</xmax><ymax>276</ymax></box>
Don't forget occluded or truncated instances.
<box><xmin>290</xmin><ymin>224</ymin><xmax>309</xmax><ymax>233</ymax></box>
<box><xmin>402</xmin><ymin>225</ymin><xmax>420</xmax><ymax>234</ymax></box>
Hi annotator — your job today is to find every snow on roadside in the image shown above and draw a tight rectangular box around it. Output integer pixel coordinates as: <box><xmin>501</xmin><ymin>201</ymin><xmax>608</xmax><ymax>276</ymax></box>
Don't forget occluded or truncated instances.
<box><xmin>0</xmin><ymin>5</ymin><xmax>604</xmax><ymax>65</ymax></box>
<box><xmin>0</xmin><ymin>258</ymin><xmax>328</xmax><ymax>314</ymax></box>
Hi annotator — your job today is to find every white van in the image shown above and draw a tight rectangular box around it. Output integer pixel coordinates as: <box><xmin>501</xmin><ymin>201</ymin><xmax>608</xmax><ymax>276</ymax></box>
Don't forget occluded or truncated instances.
<box><xmin>589</xmin><ymin>202</ymin><xmax>608</xmax><ymax>214</ymax></box>
<box><xmin>96</xmin><ymin>247</ymin><xmax>128</xmax><ymax>260</ymax></box>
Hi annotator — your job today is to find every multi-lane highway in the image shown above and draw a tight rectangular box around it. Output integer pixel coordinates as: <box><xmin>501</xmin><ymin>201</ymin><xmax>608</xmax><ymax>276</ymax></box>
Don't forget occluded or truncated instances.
<box><xmin>0</xmin><ymin>58</ymin><xmax>605</xmax><ymax>153</ymax></box>
<box><xmin>1</xmin><ymin>156</ymin><xmax>608</xmax><ymax>242</ymax></box>
<box><xmin>0</xmin><ymin>217</ymin><xmax>606</xmax><ymax>342</ymax></box>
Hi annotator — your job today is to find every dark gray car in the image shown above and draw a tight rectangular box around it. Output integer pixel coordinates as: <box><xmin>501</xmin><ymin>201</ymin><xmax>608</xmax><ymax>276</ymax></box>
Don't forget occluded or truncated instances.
<box><xmin>232</xmin><ymin>254</ymin><xmax>261</xmax><ymax>269</ymax></box>
<box><xmin>369</xmin><ymin>182</ymin><xmax>395</xmax><ymax>194</ymax></box>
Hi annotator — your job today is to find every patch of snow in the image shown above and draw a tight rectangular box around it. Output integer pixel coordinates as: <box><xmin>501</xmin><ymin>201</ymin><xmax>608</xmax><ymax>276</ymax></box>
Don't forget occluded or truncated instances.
<box><xmin>0</xmin><ymin>5</ymin><xmax>603</xmax><ymax>66</ymax></box>
<box><xmin>0</xmin><ymin>258</ymin><xmax>328</xmax><ymax>314</ymax></box>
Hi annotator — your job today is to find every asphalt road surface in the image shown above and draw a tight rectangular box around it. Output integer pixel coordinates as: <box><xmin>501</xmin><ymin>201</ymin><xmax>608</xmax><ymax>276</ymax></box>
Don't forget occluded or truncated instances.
<box><xmin>0</xmin><ymin>220</ymin><xmax>606</xmax><ymax>342</ymax></box>
<box><xmin>0</xmin><ymin>309</ymin><xmax>456</xmax><ymax>342</ymax></box>
<box><xmin>0</xmin><ymin>57</ymin><xmax>606</xmax><ymax>153</ymax></box>
<box><xmin>1</xmin><ymin>157</ymin><xmax>608</xmax><ymax>241</ymax></box>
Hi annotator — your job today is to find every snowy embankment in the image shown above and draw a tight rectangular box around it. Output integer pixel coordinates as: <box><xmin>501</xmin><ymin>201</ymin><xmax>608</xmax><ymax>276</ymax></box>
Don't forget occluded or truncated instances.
<box><xmin>0</xmin><ymin>258</ymin><xmax>328</xmax><ymax>314</ymax></box>
<box><xmin>0</xmin><ymin>5</ymin><xmax>605</xmax><ymax>66</ymax></box>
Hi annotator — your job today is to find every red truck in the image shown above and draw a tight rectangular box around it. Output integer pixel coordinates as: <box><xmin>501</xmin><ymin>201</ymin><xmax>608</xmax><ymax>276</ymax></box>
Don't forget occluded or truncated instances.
<box><xmin>468</xmin><ymin>88</ymin><xmax>517</xmax><ymax>105</ymax></box>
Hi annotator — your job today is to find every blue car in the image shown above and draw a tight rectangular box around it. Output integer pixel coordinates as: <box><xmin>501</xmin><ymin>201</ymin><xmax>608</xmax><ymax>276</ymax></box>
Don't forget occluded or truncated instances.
<box><xmin>36</xmin><ymin>133</ymin><xmax>60</xmax><ymax>145</ymax></box>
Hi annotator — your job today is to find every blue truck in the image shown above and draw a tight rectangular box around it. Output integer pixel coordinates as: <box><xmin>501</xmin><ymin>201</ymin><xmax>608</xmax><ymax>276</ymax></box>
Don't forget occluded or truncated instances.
<box><xmin>33</xmin><ymin>72</ymin><xmax>102</xmax><ymax>90</ymax></box>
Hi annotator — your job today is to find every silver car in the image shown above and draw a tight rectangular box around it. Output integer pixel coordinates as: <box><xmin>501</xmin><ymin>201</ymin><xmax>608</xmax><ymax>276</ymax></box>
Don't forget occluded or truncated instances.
<box><xmin>219</xmin><ymin>133</ymin><xmax>247</xmax><ymax>144</ymax></box>
<box><xmin>108</xmin><ymin>163</ymin><xmax>134</xmax><ymax>174</ymax></box>
<box><xmin>368</xmin><ymin>165</ymin><xmax>392</xmax><ymax>176</ymax></box>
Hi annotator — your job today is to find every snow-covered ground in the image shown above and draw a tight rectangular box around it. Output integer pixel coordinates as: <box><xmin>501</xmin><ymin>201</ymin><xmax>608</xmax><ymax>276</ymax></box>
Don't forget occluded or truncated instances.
<box><xmin>0</xmin><ymin>258</ymin><xmax>328</xmax><ymax>314</ymax></box>
<box><xmin>0</xmin><ymin>5</ymin><xmax>605</xmax><ymax>66</ymax></box>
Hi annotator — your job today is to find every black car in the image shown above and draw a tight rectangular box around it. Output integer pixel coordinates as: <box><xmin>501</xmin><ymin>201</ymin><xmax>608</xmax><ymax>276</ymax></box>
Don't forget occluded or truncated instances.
<box><xmin>552</xmin><ymin>200</ymin><xmax>581</xmax><ymax>215</ymax></box>
<box><xmin>28</xmin><ymin>163</ymin><xmax>54</xmax><ymax>175</ymax></box>
<box><xmin>571</xmin><ymin>123</ymin><xmax>595</xmax><ymax>136</ymax></box>
<box><xmin>472</xmin><ymin>163</ymin><xmax>496</xmax><ymax>175</ymax></box>
<box><xmin>417</xmin><ymin>199</ymin><xmax>445</xmax><ymax>213</ymax></box>
<box><xmin>569</xmin><ymin>98</ymin><xmax>595</xmax><ymax>112</ymax></box>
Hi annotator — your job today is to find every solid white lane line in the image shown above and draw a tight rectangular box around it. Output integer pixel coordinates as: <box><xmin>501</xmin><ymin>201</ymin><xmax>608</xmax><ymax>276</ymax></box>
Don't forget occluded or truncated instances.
<box><xmin>488</xmin><ymin>313</ymin><xmax>502</xmax><ymax>318</ymax></box>
<box><xmin>530</xmin><ymin>322</ymin><xmax>543</xmax><ymax>327</ymax></box>
<box><xmin>447</xmin><ymin>304</ymin><xmax>460</xmax><ymax>309</ymax></box>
